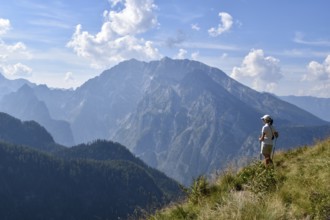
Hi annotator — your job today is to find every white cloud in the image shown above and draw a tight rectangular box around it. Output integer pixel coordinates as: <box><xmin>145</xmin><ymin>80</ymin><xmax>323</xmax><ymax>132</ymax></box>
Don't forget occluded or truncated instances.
<box><xmin>67</xmin><ymin>25</ymin><xmax>160</xmax><ymax>69</ymax></box>
<box><xmin>231</xmin><ymin>49</ymin><xmax>283</xmax><ymax>92</ymax></box>
<box><xmin>0</xmin><ymin>18</ymin><xmax>31</xmax><ymax>59</ymax></box>
<box><xmin>301</xmin><ymin>55</ymin><xmax>330</xmax><ymax>97</ymax></box>
<box><xmin>304</xmin><ymin>55</ymin><xmax>330</xmax><ymax>81</ymax></box>
<box><xmin>175</xmin><ymin>49</ymin><xmax>187</xmax><ymax>59</ymax></box>
<box><xmin>64</xmin><ymin>71</ymin><xmax>75</xmax><ymax>82</ymax></box>
<box><xmin>294</xmin><ymin>32</ymin><xmax>330</xmax><ymax>47</ymax></box>
<box><xmin>0</xmin><ymin>63</ymin><xmax>32</xmax><ymax>77</ymax></box>
<box><xmin>208</xmin><ymin>12</ymin><xmax>233</xmax><ymax>37</ymax></box>
<box><xmin>6</xmin><ymin>42</ymin><xmax>28</xmax><ymax>53</ymax></box>
<box><xmin>0</xmin><ymin>18</ymin><xmax>10</xmax><ymax>35</ymax></box>
<box><xmin>0</xmin><ymin>18</ymin><xmax>33</xmax><ymax>78</ymax></box>
<box><xmin>104</xmin><ymin>0</ymin><xmax>158</xmax><ymax>36</ymax></box>
<box><xmin>67</xmin><ymin>0</ymin><xmax>161</xmax><ymax>69</ymax></box>
<box><xmin>191</xmin><ymin>23</ymin><xmax>200</xmax><ymax>31</ymax></box>
<box><xmin>191</xmin><ymin>51</ymin><xmax>199</xmax><ymax>60</ymax></box>
<box><xmin>0</xmin><ymin>40</ymin><xmax>32</xmax><ymax>73</ymax></box>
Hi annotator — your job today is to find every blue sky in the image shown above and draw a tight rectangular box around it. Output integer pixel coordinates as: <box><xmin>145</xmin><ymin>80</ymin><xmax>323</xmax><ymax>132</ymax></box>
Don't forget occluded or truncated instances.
<box><xmin>0</xmin><ymin>0</ymin><xmax>329</xmax><ymax>97</ymax></box>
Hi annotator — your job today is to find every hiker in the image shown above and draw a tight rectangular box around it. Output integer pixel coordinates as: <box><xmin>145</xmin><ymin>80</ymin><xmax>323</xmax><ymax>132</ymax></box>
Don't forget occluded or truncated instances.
<box><xmin>259</xmin><ymin>114</ymin><xmax>278</xmax><ymax>165</ymax></box>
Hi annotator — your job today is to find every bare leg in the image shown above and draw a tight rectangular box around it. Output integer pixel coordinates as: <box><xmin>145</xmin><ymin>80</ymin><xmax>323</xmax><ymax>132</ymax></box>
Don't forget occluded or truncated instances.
<box><xmin>263</xmin><ymin>154</ymin><xmax>273</xmax><ymax>165</ymax></box>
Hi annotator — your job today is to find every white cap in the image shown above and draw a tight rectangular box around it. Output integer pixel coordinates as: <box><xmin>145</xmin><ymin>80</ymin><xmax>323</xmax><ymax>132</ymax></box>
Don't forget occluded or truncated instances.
<box><xmin>261</xmin><ymin>114</ymin><xmax>271</xmax><ymax>121</ymax></box>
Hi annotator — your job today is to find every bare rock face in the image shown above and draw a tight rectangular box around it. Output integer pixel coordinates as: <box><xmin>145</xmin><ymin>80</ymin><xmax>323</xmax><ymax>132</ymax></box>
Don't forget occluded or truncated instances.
<box><xmin>1</xmin><ymin>58</ymin><xmax>329</xmax><ymax>185</ymax></box>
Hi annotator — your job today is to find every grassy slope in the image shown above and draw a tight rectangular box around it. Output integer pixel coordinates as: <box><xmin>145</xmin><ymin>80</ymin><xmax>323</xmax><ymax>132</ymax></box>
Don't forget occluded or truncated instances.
<box><xmin>148</xmin><ymin>138</ymin><xmax>330</xmax><ymax>220</ymax></box>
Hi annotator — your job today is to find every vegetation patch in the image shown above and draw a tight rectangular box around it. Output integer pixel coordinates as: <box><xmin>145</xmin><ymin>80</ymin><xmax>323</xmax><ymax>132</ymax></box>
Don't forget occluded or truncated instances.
<box><xmin>147</xmin><ymin>138</ymin><xmax>330</xmax><ymax>220</ymax></box>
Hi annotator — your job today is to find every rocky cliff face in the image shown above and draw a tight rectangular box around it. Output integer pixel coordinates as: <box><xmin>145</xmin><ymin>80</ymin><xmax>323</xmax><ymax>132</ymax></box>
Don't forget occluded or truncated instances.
<box><xmin>101</xmin><ymin>58</ymin><xmax>326</xmax><ymax>184</ymax></box>
<box><xmin>112</xmin><ymin>68</ymin><xmax>261</xmax><ymax>183</ymax></box>
<box><xmin>1</xmin><ymin>58</ymin><xmax>329</xmax><ymax>185</ymax></box>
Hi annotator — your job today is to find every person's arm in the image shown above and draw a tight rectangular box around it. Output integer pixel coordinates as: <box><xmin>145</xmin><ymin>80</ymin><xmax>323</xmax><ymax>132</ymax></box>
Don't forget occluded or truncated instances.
<box><xmin>259</xmin><ymin>132</ymin><xmax>265</xmax><ymax>141</ymax></box>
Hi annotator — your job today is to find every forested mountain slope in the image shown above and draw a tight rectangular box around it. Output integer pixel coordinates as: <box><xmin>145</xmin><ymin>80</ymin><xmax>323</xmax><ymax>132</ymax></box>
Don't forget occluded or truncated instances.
<box><xmin>0</xmin><ymin>112</ymin><xmax>63</xmax><ymax>152</ymax></box>
<box><xmin>0</xmin><ymin>141</ymin><xmax>182</xmax><ymax>220</ymax></box>
<box><xmin>0</xmin><ymin>113</ymin><xmax>182</xmax><ymax>220</ymax></box>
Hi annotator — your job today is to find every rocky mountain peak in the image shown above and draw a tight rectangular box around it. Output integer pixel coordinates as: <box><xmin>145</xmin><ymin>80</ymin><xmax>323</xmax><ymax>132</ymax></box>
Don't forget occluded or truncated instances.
<box><xmin>1</xmin><ymin>58</ymin><xmax>329</xmax><ymax>185</ymax></box>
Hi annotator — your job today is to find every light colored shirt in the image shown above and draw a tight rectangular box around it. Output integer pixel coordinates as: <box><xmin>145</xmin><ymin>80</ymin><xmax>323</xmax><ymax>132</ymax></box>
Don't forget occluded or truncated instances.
<box><xmin>261</xmin><ymin>123</ymin><xmax>276</xmax><ymax>145</ymax></box>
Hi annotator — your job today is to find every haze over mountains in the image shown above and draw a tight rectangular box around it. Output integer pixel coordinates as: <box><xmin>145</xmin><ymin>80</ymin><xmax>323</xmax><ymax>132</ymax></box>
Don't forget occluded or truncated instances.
<box><xmin>280</xmin><ymin>95</ymin><xmax>330</xmax><ymax>122</ymax></box>
<box><xmin>0</xmin><ymin>112</ymin><xmax>182</xmax><ymax>219</ymax></box>
<box><xmin>1</xmin><ymin>57</ymin><xmax>330</xmax><ymax>185</ymax></box>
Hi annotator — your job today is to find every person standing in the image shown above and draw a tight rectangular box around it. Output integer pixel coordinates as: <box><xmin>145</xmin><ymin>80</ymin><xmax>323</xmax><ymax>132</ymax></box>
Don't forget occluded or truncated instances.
<box><xmin>259</xmin><ymin>114</ymin><xmax>278</xmax><ymax>165</ymax></box>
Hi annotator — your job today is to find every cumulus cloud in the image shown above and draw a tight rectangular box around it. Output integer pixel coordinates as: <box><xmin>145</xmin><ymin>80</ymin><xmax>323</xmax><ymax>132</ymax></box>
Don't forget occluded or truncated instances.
<box><xmin>104</xmin><ymin>0</ymin><xmax>158</xmax><ymax>36</ymax></box>
<box><xmin>191</xmin><ymin>51</ymin><xmax>199</xmax><ymax>60</ymax></box>
<box><xmin>0</xmin><ymin>18</ymin><xmax>10</xmax><ymax>35</ymax></box>
<box><xmin>231</xmin><ymin>49</ymin><xmax>283</xmax><ymax>92</ymax></box>
<box><xmin>67</xmin><ymin>0</ymin><xmax>161</xmax><ymax>69</ymax></box>
<box><xmin>0</xmin><ymin>63</ymin><xmax>32</xmax><ymax>77</ymax></box>
<box><xmin>208</xmin><ymin>12</ymin><xmax>233</xmax><ymax>37</ymax></box>
<box><xmin>0</xmin><ymin>19</ymin><xmax>29</xmax><ymax>57</ymax></box>
<box><xmin>304</xmin><ymin>55</ymin><xmax>330</xmax><ymax>81</ymax></box>
<box><xmin>301</xmin><ymin>55</ymin><xmax>330</xmax><ymax>97</ymax></box>
<box><xmin>174</xmin><ymin>49</ymin><xmax>187</xmax><ymax>59</ymax></box>
<box><xmin>0</xmin><ymin>44</ymin><xmax>33</xmax><ymax>77</ymax></box>
<box><xmin>0</xmin><ymin>18</ymin><xmax>33</xmax><ymax>78</ymax></box>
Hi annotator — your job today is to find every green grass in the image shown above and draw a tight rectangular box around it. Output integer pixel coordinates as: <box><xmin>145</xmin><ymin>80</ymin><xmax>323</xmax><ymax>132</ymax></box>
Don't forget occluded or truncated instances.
<box><xmin>147</xmin><ymin>138</ymin><xmax>330</xmax><ymax>220</ymax></box>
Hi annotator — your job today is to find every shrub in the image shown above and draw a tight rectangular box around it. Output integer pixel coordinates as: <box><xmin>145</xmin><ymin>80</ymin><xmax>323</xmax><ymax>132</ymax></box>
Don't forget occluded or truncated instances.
<box><xmin>235</xmin><ymin>161</ymin><xmax>279</xmax><ymax>195</ymax></box>
<box><xmin>186</xmin><ymin>175</ymin><xmax>210</xmax><ymax>205</ymax></box>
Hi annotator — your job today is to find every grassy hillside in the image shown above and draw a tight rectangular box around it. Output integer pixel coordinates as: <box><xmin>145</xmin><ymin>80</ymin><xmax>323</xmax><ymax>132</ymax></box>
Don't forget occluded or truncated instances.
<box><xmin>148</xmin><ymin>138</ymin><xmax>330</xmax><ymax>220</ymax></box>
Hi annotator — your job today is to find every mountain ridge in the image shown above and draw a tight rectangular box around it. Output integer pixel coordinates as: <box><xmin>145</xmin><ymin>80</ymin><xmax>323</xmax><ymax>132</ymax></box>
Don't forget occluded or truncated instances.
<box><xmin>1</xmin><ymin>58</ymin><xmax>329</xmax><ymax>185</ymax></box>
<box><xmin>280</xmin><ymin>95</ymin><xmax>330</xmax><ymax>122</ymax></box>
<box><xmin>0</xmin><ymin>141</ymin><xmax>180</xmax><ymax>220</ymax></box>
<box><xmin>0</xmin><ymin>113</ymin><xmax>183</xmax><ymax>219</ymax></box>
<box><xmin>0</xmin><ymin>112</ymin><xmax>63</xmax><ymax>152</ymax></box>
<box><xmin>0</xmin><ymin>85</ymin><xmax>75</xmax><ymax>146</ymax></box>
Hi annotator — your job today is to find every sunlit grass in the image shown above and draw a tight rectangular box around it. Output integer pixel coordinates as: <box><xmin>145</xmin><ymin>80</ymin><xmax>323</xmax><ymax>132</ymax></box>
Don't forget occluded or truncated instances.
<box><xmin>147</xmin><ymin>138</ymin><xmax>330</xmax><ymax>220</ymax></box>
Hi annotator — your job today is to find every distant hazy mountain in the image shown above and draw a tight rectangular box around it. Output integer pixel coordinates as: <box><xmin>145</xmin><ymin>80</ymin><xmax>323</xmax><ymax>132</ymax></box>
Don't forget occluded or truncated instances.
<box><xmin>0</xmin><ymin>73</ymin><xmax>34</xmax><ymax>99</ymax></box>
<box><xmin>0</xmin><ymin>85</ymin><xmax>75</xmax><ymax>146</ymax></box>
<box><xmin>1</xmin><ymin>58</ymin><xmax>330</xmax><ymax>185</ymax></box>
<box><xmin>107</xmin><ymin>58</ymin><xmax>329</xmax><ymax>184</ymax></box>
<box><xmin>280</xmin><ymin>95</ymin><xmax>330</xmax><ymax>122</ymax></box>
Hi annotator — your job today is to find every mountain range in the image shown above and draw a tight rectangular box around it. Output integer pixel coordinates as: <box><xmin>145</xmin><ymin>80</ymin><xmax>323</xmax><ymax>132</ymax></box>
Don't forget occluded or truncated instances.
<box><xmin>280</xmin><ymin>95</ymin><xmax>330</xmax><ymax>122</ymax></box>
<box><xmin>0</xmin><ymin>112</ymin><xmax>182</xmax><ymax>219</ymax></box>
<box><xmin>1</xmin><ymin>57</ymin><xmax>330</xmax><ymax>185</ymax></box>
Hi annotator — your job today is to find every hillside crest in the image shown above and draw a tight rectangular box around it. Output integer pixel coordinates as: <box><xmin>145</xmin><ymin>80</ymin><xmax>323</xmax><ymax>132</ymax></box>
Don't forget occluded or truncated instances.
<box><xmin>149</xmin><ymin>138</ymin><xmax>330</xmax><ymax>219</ymax></box>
